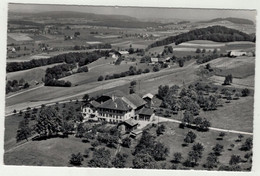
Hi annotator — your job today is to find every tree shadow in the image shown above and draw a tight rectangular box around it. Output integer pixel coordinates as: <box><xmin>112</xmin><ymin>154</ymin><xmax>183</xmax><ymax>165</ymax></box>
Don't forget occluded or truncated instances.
<box><xmin>32</xmin><ymin>134</ymin><xmax>69</xmax><ymax>141</ymax></box>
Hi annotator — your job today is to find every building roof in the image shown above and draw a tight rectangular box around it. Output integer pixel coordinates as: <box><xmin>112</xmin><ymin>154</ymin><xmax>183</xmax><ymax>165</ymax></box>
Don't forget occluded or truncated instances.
<box><xmin>83</xmin><ymin>100</ymin><xmax>100</xmax><ymax>108</ymax></box>
<box><xmin>103</xmin><ymin>90</ymin><xmax>126</xmax><ymax>98</ymax></box>
<box><xmin>142</xmin><ymin>93</ymin><xmax>154</xmax><ymax>99</ymax></box>
<box><xmin>123</xmin><ymin>94</ymin><xmax>146</xmax><ymax>109</ymax></box>
<box><xmin>131</xmin><ymin>129</ymin><xmax>143</xmax><ymax>135</ymax></box>
<box><xmin>137</xmin><ymin>108</ymin><xmax>154</xmax><ymax>116</ymax></box>
<box><xmin>119</xmin><ymin>51</ymin><xmax>129</xmax><ymax>55</ymax></box>
<box><xmin>97</xmin><ymin>97</ymin><xmax>132</xmax><ymax>111</ymax></box>
<box><xmin>123</xmin><ymin>118</ymin><xmax>138</xmax><ymax>127</ymax></box>
<box><xmin>151</xmin><ymin>58</ymin><xmax>159</xmax><ymax>62</ymax></box>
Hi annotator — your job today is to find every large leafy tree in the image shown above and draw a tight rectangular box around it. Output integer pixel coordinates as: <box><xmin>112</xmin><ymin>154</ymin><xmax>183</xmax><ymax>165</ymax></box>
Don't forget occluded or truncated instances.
<box><xmin>34</xmin><ymin>107</ymin><xmax>63</xmax><ymax>137</ymax></box>
<box><xmin>112</xmin><ymin>153</ymin><xmax>128</xmax><ymax>168</ymax></box>
<box><xmin>88</xmin><ymin>147</ymin><xmax>112</xmax><ymax>168</ymax></box>
<box><xmin>184</xmin><ymin>131</ymin><xmax>197</xmax><ymax>144</ymax></box>
<box><xmin>69</xmin><ymin>152</ymin><xmax>84</xmax><ymax>166</ymax></box>
<box><xmin>16</xmin><ymin>119</ymin><xmax>31</xmax><ymax>142</ymax></box>
<box><xmin>132</xmin><ymin>153</ymin><xmax>156</xmax><ymax>169</ymax></box>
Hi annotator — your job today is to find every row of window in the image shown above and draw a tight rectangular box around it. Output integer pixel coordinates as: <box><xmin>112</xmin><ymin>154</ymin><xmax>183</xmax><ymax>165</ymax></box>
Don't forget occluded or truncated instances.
<box><xmin>99</xmin><ymin>113</ymin><xmax>123</xmax><ymax>119</ymax></box>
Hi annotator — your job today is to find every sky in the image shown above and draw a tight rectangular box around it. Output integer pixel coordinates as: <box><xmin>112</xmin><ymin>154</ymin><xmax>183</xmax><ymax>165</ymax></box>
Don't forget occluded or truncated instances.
<box><xmin>8</xmin><ymin>3</ymin><xmax>256</xmax><ymax>22</ymax></box>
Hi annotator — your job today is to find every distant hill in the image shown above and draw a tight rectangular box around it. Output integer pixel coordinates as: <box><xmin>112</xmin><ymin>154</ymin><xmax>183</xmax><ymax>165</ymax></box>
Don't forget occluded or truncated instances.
<box><xmin>198</xmin><ymin>18</ymin><xmax>254</xmax><ymax>25</ymax></box>
<box><xmin>8</xmin><ymin>11</ymin><xmax>162</xmax><ymax>28</ymax></box>
<box><xmin>149</xmin><ymin>25</ymin><xmax>255</xmax><ymax>48</ymax></box>
<box><xmin>30</xmin><ymin>11</ymin><xmax>138</xmax><ymax>21</ymax></box>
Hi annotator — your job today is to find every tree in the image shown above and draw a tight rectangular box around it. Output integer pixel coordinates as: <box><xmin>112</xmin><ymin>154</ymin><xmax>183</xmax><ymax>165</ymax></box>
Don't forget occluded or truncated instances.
<box><xmin>229</xmin><ymin>155</ymin><xmax>241</xmax><ymax>165</ymax></box>
<box><xmin>178</xmin><ymin>59</ymin><xmax>184</xmax><ymax>67</ymax></box>
<box><xmin>122</xmin><ymin>137</ymin><xmax>131</xmax><ymax>148</ymax></box>
<box><xmin>241</xmin><ymin>137</ymin><xmax>253</xmax><ymax>151</ymax></box>
<box><xmin>212</xmin><ymin>144</ymin><xmax>224</xmax><ymax>156</ymax></box>
<box><xmin>153</xmin><ymin>65</ymin><xmax>160</xmax><ymax>72</ymax></box>
<box><xmin>184</xmin><ymin>131</ymin><xmax>197</xmax><ymax>144</ymax></box>
<box><xmin>132</xmin><ymin>153</ymin><xmax>155</xmax><ymax>169</ymax></box>
<box><xmin>69</xmin><ymin>153</ymin><xmax>84</xmax><ymax>166</ymax></box>
<box><xmin>158</xmin><ymin>85</ymin><xmax>169</xmax><ymax>99</ymax></box>
<box><xmin>88</xmin><ymin>147</ymin><xmax>112</xmax><ymax>168</ymax></box>
<box><xmin>129</xmin><ymin>86</ymin><xmax>135</xmax><ymax>94</ymax></box>
<box><xmin>182</xmin><ymin>110</ymin><xmax>194</xmax><ymax>126</ymax></box>
<box><xmin>192</xmin><ymin>143</ymin><xmax>204</xmax><ymax>157</ymax></box>
<box><xmin>130</xmin><ymin>80</ymin><xmax>137</xmax><ymax>86</ymax></box>
<box><xmin>204</xmin><ymin>152</ymin><xmax>218</xmax><ymax>169</ymax></box>
<box><xmin>152</xmin><ymin>142</ymin><xmax>169</xmax><ymax>161</ymax></box>
<box><xmin>76</xmin><ymin>123</ymin><xmax>85</xmax><ymax>138</ymax></box>
<box><xmin>244</xmin><ymin>152</ymin><xmax>252</xmax><ymax>162</ymax></box>
<box><xmin>219</xmin><ymin>132</ymin><xmax>226</xmax><ymax>140</ymax></box>
<box><xmin>34</xmin><ymin>107</ymin><xmax>63</xmax><ymax>137</ymax></box>
<box><xmin>173</xmin><ymin>152</ymin><xmax>183</xmax><ymax>163</ymax></box>
<box><xmin>198</xmin><ymin>118</ymin><xmax>211</xmax><ymax>131</ymax></box>
<box><xmin>112</xmin><ymin>153</ymin><xmax>128</xmax><ymax>168</ymax></box>
<box><xmin>242</xmin><ymin>88</ymin><xmax>250</xmax><ymax>97</ymax></box>
<box><xmin>156</xmin><ymin>124</ymin><xmax>166</xmax><ymax>136</ymax></box>
<box><xmin>83</xmin><ymin>94</ymin><xmax>89</xmax><ymax>102</ymax></box>
<box><xmin>237</xmin><ymin>134</ymin><xmax>244</xmax><ymax>142</ymax></box>
<box><xmin>97</xmin><ymin>75</ymin><xmax>104</xmax><ymax>81</ymax></box>
<box><xmin>186</xmin><ymin>150</ymin><xmax>200</xmax><ymax>166</ymax></box>
<box><xmin>196</xmin><ymin>48</ymin><xmax>201</xmax><ymax>53</ymax></box>
<box><xmin>16</xmin><ymin>119</ymin><xmax>31</xmax><ymax>142</ymax></box>
<box><xmin>91</xmin><ymin>141</ymin><xmax>99</xmax><ymax>148</ymax></box>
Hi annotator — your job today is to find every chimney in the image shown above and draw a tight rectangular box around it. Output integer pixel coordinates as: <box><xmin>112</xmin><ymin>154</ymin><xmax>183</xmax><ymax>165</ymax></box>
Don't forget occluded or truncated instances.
<box><xmin>112</xmin><ymin>94</ymin><xmax>115</xmax><ymax>101</ymax></box>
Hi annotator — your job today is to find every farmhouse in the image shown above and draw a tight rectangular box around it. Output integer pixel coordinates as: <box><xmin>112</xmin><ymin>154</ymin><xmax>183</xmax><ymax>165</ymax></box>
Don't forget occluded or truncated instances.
<box><xmin>81</xmin><ymin>91</ymin><xmax>154</xmax><ymax>125</ymax></box>
<box><xmin>151</xmin><ymin>57</ymin><xmax>159</xmax><ymax>64</ymax></box>
<box><xmin>142</xmin><ymin>93</ymin><xmax>154</xmax><ymax>107</ymax></box>
<box><xmin>228</xmin><ymin>51</ymin><xmax>247</xmax><ymax>57</ymax></box>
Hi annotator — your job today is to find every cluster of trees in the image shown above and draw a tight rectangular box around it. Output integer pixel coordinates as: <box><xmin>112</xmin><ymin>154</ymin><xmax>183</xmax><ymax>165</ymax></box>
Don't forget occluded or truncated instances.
<box><xmin>149</xmin><ymin>25</ymin><xmax>255</xmax><ymax>48</ymax></box>
<box><xmin>7</xmin><ymin>50</ymin><xmax>108</xmax><ymax>72</ymax></box>
<box><xmin>44</xmin><ymin>63</ymin><xmax>75</xmax><ymax>87</ymax></box>
<box><xmin>158</xmin><ymin>84</ymin><xmax>219</xmax><ymax>114</ymax></box>
<box><xmin>196</xmin><ymin>53</ymin><xmax>220</xmax><ymax>64</ymax></box>
<box><xmin>128</xmin><ymin>47</ymin><xmax>145</xmax><ymax>56</ymax></box>
<box><xmin>96</xmin><ymin>127</ymin><xmax>120</xmax><ymax>148</ymax></box>
<box><xmin>182</xmin><ymin>112</ymin><xmax>211</xmax><ymax>131</ymax></box>
<box><xmin>203</xmin><ymin>143</ymin><xmax>224</xmax><ymax>169</ymax></box>
<box><xmin>114</xmin><ymin>57</ymin><xmax>123</xmax><ymax>65</ymax></box>
<box><xmin>132</xmin><ymin>131</ymin><xmax>169</xmax><ymax>168</ymax></box>
<box><xmin>161</xmin><ymin>45</ymin><xmax>173</xmax><ymax>56</ymax></box>
<box><xmin>98</xmin><ymin>66</ymin><xmax>150</xmax><ymax>81</ymax></box>
<box><xmin>129</xmin><ymin>80</ymin><xmax>137</xmax><ymax>94</ymax></box>
<box><xmin>6</xmin><ymin>78</ymin><xmax>30</xmax><ymax>94</ymax></box>
<box><xmin>16</xmin><ymin>118</ymin><xmax>31</xmax><ymax>142</ymax></box>
<box><xmin>223</xmin><ymin>74</ymin><xmax>233</xmax><ymax>85</ymax></box>
<box><xmin>183</xmin><ymin>142</ymin><xmax>205</xmax><ymax>167</ymax></box>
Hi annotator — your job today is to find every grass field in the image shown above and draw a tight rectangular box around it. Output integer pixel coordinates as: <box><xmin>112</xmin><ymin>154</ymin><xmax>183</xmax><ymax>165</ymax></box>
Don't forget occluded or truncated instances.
<box><xmin>206</xmin><ymin>56</ymin><xmax>255</xmax><ymax>79</ymax></box>
<box><xmin>200</xmin><ymin>96</ymin><xmax>254</xmax><ymax>133</ymax></box>
<box><xmin>6</xmin><ymin>63</ymin><xmax>62</xmax><ymax>85</ymax></box>
<box><xmin>146</xmin><ymin>122</ymin><xmax>252</xmax><ymax>170</ymax></box>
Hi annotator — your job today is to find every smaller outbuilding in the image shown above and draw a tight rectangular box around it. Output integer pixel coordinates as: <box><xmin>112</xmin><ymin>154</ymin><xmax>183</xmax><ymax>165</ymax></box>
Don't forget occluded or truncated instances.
<box><xmin>118</xmin><ymin>118</ymin><xmax>138</xmax><ymax>134</ymax></box>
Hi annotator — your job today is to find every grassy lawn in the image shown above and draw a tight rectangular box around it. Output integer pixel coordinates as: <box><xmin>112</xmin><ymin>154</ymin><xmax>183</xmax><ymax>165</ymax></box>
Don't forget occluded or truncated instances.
<box><xmin>146</xmin><ymin>122</ymin><xmax>252</xmax><ymax>170</ymax></box>
<box><xmin>4</xmin><ymin>101</ymin><xmax>83</xmax><ymax>151</ymax></box>
<box><xmin>6</xmin><ymin>63</ymin><xmax>62</xmax><ymax>85</ymax></box>
<box><xmin>200</xmin><ymin>96</ymin><xmax>254</xmax><ymax>133</ymax></box>
<box><xmin>4</xmin><ymin>136</ymin><xmax>115</xmax><ymax>167</ymax></box>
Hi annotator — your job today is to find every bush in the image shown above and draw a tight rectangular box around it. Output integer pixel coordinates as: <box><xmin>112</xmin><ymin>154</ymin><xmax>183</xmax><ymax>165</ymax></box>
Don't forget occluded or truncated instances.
<box><xmin>69</xmin><ymin>153</ymin><xmax>84</xmax><ymax>166</ymax></box>
<box><xmin>97</xmin><ymin>75</ymin><xmax>104</xmax><ymax>81</ymax></box>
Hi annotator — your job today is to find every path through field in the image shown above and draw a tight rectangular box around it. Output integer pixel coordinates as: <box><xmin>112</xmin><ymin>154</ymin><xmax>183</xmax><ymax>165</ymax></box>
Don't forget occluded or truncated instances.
<box><xmin>154</xmin><ymin>116</ymin><xmax>253</xmax><ymax>135</ymax></box>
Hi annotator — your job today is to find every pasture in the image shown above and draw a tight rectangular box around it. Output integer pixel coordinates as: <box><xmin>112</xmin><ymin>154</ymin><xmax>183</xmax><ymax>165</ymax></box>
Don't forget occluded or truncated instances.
<box><xmin>207</xmin><ymin>56</ymin><xmax>255</xmax><ymax>78</ymax></box>
<box><xmin>146</xmin><ymin>122</ymin><xmax>252</xmax><ymax>170</ymax></box>
<box><xmin>6</xmin><ymin>63</ymin><xmax>62</xmax><ymax>85</ymax></box>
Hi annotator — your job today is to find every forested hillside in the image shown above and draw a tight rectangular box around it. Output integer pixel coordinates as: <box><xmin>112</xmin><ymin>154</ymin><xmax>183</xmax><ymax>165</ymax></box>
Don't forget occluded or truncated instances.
<box><xmin>149</xmin><ymin>25</ymin><xmax>255</xmax><ymax>48</ymax></box>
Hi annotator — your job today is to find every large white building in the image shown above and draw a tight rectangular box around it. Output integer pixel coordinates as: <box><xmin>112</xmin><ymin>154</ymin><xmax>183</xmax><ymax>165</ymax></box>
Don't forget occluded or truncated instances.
<box><xmin>81</xmin><ymin>91</ymin><xmax>155</xmax><ymax>123</ymax></box>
